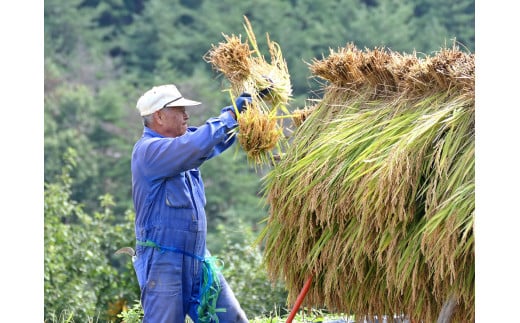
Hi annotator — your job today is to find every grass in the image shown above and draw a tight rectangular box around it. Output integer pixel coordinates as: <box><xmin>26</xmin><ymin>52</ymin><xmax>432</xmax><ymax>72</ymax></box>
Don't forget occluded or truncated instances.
<box><xmin>47</xmin><ymin>307</ymin><xmax>358</xmax><ymax>323</ymax></box>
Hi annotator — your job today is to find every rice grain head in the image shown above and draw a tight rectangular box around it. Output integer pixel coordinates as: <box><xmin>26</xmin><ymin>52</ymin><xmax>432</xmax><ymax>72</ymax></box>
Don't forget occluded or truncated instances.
<box><xmin>237</xmin><ymin>101</ymin><xmax>282</xmax><ymax>165</ymax></box>
<box><xmin>204</xmin><ymin>34</ymin><xmax>252</xmax><ymax>84</ymax></box>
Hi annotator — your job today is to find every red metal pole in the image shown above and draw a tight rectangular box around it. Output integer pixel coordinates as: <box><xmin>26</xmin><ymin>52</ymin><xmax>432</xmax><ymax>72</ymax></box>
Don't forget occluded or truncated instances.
<box><xmin>285</xmin><ymin>275</ymin><xmax>313</xmax><ymax>323</ymax></box>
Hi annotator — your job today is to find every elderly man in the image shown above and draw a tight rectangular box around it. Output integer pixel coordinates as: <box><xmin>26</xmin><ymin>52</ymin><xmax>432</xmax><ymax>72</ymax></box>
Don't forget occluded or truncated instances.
<box><xmin>131</xmin><ymin>84</ymin><xmax>251</xmax><ymax>322</ymax></box>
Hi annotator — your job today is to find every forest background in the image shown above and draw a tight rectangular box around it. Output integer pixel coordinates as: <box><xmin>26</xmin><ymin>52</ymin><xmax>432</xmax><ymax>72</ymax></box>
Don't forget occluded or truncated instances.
<box><xmin>3</xmin><ymin>0</ymin><xmax>518</xmax><ymax>322</ymax></box>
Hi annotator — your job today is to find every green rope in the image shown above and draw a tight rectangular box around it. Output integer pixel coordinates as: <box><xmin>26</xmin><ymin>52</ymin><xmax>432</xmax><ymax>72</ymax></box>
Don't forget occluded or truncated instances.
<box><xmin>198</xmin><ymin>256</ymin><xmax>226</xmax><ymax>323</ymax></box>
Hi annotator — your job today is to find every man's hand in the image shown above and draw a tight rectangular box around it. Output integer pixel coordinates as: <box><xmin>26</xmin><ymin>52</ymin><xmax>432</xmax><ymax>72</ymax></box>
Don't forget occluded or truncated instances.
<box><xmin>259</xmin><ymin>76</ymin><xmax>274</xmax><ymax>99</ymax></box>
<box><xmin>234</xmin><ymin>92</ymin><xmax>252</xmax><ymax>113</ymax></box>
<box><xmin>222</xmin><ymin>92</ymin><xmax>252</xmax><ymax>120</ymax></box>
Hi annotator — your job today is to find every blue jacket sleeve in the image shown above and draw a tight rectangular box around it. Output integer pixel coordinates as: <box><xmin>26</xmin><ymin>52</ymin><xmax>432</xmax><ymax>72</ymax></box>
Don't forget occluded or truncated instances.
<box><xmin>134</xmin><ymin>110</ymin><xmax>237</xmax><ymax>180</ymax></box>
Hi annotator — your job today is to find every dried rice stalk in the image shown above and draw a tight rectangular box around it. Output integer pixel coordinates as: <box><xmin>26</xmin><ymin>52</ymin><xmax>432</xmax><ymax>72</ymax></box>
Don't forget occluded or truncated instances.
<box><xmin>204</xmin><ymin>16</ymin><xmax>293</xmax><ymax>104</ymax></box>
<box><xmin>291</xmin><ymin>105</ymin><xmax>316</xmax><ymax>128</ymax></box>
<box><xmin>310</xmin><ymin>42</ymin><xmax>474</xmax><ymax>101</ymax></box>
<box><xmin>204</xmin><ymin>16</ymin><xmax>293</xmax><ymax>165</ymax></box>
<box><xmin>236</xmin><ymin>100</ymin><xmax>283</xmax><ymax>165</ymax></box>
<box><xmin>259</xmin><ymin>43</ymin><xmax>475</xmax><ymax>322</ymax></box>
<box><xmin>204</xmin><ymin>34</ymin><xmax>252</xmax><ymax>84</ymax></box>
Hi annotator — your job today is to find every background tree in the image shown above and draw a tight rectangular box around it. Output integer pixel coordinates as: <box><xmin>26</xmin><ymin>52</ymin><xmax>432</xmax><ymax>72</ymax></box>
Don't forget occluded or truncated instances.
<box><xmin>413</xmin><ymin>0</ymin><xmax>474</xmax><ymax>52</ymax></box>
<box><xmin>44</xmin><ymin>148</ymin><xmax>139</xmax><ymax>322</ymax></box>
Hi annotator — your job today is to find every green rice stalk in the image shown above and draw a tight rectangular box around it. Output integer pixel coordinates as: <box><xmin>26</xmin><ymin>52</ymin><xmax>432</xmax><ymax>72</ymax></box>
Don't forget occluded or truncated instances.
<box><xmin>258</xmin><ymin>44</ymin><xmax>474</xmax><ymax>322</ymax></box>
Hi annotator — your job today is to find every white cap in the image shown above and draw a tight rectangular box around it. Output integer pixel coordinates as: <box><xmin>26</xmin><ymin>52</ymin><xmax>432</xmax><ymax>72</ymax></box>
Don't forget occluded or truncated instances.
<box><xmin>136</xmin><ymin>84</ymin><xmax>201</xmax><ymax>116</ymax></box>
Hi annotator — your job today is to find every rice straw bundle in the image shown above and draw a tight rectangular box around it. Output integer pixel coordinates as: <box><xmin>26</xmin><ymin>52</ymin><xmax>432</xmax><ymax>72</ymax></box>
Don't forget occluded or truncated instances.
<box><xmin>236</xmin><ymin>100</ymin><xmax>283</xmax><ymax>165</ymax></box>
<box><xmin>203</xmin><ymin>34</ymin><xmax>252</xmax><ymax>84</ymax></box>
<box><xmin>258</xmin><ymin>43</ymin><xmax>475</xmax><ymax>322</ymax></box>
<box><xmin>309</xmin><ymin>42</ymin><xmax>474</xmax><ymax>101</ymax></box>
<box><xmin>309</xmin><ymin>43</ymin><xmax>366</xmax><ymax>90</ymax></box>
<box><xmin>204</xmin><ymin>16</ymin><xmax>293</xmax><ymax>165</ymax></box>
<box><xmin>291</xmin><ymin>105</ymin><xmax>317</xmax><ymax>128</ymax></box>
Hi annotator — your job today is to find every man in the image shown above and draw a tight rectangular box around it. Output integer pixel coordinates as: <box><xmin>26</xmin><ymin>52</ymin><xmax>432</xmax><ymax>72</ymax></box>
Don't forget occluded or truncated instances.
<box><xmin>131</xmin><ymin>84</ymin><xmax>251</xmax><ymax>322</ymax></box>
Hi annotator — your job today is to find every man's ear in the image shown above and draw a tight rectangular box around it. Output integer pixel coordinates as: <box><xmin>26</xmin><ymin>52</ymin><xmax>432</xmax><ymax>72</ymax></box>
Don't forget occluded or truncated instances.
<box><xmin>154</xmin><ymin>109</ymin><xmax>164</xmax><ymax>125</ymax></box>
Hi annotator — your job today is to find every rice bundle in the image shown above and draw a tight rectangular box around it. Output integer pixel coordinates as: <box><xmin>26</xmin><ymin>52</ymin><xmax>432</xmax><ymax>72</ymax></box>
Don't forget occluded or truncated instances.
<box><xmin>309</xmin><ymin>43</ymin><xmax>474</xmax><ymax>101</ymax></box>
<box><xmin>204</xmin><ymin>16</ymin><xmax>292</xmax><ymax>165</ymax></box>
<box><xmin>203</xmin><ymin>33</ymin><xmax>252</xmax><ymax>84</ymax></box>
<box><xmin>291</xmin><ymin>105</ymin><xmax>316</xmax><ymax>128</ymax></box>
<box><xmin>236</xmin><ymin>100</ymin><xmax>283</xmax><ymax>165</ymax></box>
<box><xmin>258</xmin><ymin>43</ymin><xmax>475</xmax><ymax>322</ymax></box>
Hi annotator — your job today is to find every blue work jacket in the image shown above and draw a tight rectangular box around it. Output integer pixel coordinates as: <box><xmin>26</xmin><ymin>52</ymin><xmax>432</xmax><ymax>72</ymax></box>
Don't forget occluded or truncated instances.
<box><xmin>131</xmin><ymin>110</ymin><xmax>237</xmax><ymax>250</ymax></box>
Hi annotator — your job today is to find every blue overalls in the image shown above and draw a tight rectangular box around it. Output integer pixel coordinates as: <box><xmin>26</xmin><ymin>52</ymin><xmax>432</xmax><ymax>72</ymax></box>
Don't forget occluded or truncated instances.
<box><xmin>131</xmin><ymin>110</ymin><xmax>248</xmax><ymax>323</ymax></box>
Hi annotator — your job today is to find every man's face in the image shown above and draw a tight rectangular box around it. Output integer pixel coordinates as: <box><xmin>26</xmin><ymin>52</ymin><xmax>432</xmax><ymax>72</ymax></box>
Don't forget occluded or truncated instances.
<box><xmin>158</xmin><ymin>106</ymin><xmax>189</xmax><ymax>138</ymax></box>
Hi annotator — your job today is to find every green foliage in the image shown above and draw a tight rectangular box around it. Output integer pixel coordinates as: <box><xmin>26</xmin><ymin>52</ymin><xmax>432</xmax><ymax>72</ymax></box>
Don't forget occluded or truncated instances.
<box><xmin>44</xmin><ymin>149</ymin><xmax>139</xmax><ymax>322</ymax></box>
<box><xmin>44</xmin><ymin>67</ymin><xmax>139</xmax><ymax>214</ymax></box>
<box><xmin>216</xmin><ymin>222</ymin><xmax>288</xmax><ymax>319</ymax></box>
<box><xmin>347</xmin><ymin>0</ymin><xmax>416</xmax><ymax>50</ymax></box>
<box><xmin>413</xmin><ymin>0</ymin><xmax>474</xmax><ymax>53</ymax></box>
<box><xmin>44</xmin><ymin>0</ymin><xmax>98</xmax><ymax>58</ymax></box>
<box><xmin>117</xmin><ymin>300</ymin><xmax>144</xmax><ymax>323</ymax></box>
<box><xmin>114</xmin><ymin>0</ymin><xmax>474</xmax><ymax>106</ymax></box>
<box><xmin>89</xmin><ymin>81</ymin><xmax>142</xmax><ymax>214</ymax></box>
<box><xmin>122</xmin><ymin>0</ymin><xmax>219</xmax><ymax>81</ymax></box>
<box><xmin>44</xmin><ymin>82</ymin><xmax>101</xmax><ymax>212</ymax></box>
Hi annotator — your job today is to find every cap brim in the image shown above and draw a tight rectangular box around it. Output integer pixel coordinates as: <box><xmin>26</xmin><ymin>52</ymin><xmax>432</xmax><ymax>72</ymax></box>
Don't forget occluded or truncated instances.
<box><xmin>165</xmin><ymin>98</ymin><xmax>201</xmax><ymax>107</ymax></box>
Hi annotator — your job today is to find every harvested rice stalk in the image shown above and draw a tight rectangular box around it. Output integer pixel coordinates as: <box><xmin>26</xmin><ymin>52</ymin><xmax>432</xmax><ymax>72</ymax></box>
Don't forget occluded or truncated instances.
<box><xmin>291</xmin><ymin>105</ymin><xmax>316</xmax><ymax>128</ymax></box>
<box><xmin>310</xmin><ymin>43</ymin><xmax>366</xmax><ymax>89</ymax></box>
<box><xmin>204</xmin><ymin>16</ymin><xmax>292</xmax><ymax>107</ymax></box>
<box><xmin>260</xmin><ymin>44</ymin><xmax>475</xmax><ymax>322</ymax></box>
<box><xmin>310</xmin><ymin>42</ymin><xmax>474</xmax><ymax>100</ymax></box>
<box><xmin>236</xmin><ymin>101</ymin><xmax>283</xmax><ymax>165</ymax></box>
<box><xmin>205</xmin><ymin>16</ymin><xmax>293</xmax><ymax>165</ymax></box>
<box><xmin>223</xmin><ymin>91</ymin><xmax>287</xmax><ymax>165</ymax></box>
<box><xmin>204</xmin><ymin>34</ymin><xmax>252</xmax><ymax>84</ymax></box>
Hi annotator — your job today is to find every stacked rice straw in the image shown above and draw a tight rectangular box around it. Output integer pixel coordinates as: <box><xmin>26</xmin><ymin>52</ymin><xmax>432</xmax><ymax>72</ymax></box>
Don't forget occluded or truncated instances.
<box><xmin>259</xmin><ymin>43</ymin><xmax>475</xmax><ymax>322</ymax></box>
<box><xmin>204</xmin><ymin>16</ymin><xmax>292</xmax><ymax>165</ymax></box>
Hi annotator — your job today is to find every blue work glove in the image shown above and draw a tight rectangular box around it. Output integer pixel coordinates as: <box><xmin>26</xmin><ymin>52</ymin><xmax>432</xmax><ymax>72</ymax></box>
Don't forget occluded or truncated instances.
<box><xmin>259</xmin><ymin>76</ymin><xmax>274</xmax><ymax>99</ymax></box>
<box><xmin>234</xmin><ymin>92</ymin><xmax>252</xmax><ymax>113</ymax></box>
<box><xmin>222</xmin><ymin>93</ymin><xmax>252</xmax><ymax>117</ymax></box>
